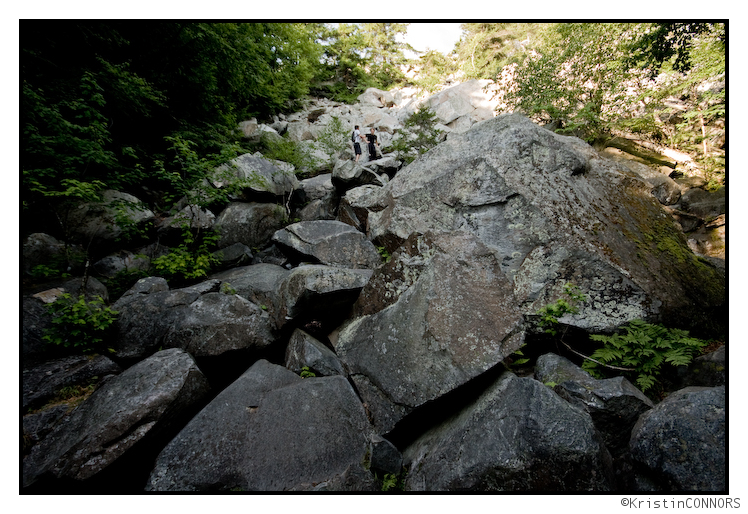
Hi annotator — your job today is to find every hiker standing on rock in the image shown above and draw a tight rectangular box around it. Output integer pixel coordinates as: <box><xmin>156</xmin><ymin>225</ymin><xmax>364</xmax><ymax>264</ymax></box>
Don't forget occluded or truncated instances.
<box><xmin>366</xmin><ymin>127</ymin><xmax>379</xmax><ymax>161</ymax></box>
<box><xmin>352</xmin><ymin>125</ymin><xmax>364</xmax><ymax>163</ymax></box>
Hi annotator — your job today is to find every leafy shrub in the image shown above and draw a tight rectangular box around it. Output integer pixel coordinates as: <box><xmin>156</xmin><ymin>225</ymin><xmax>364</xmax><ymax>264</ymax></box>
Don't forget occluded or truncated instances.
<box><xmin>43</xmin><ymin>294</ymin><xmax>118</xmax><ymax>352</ymax></box>
<box><xmin>536</xmin><ymin>283</ymin><xmax>587</xmax><ymax>336</ymax></box>
<box><xmin>582</xmin><ymin>320</ymin><xmax>708</xmax><ymax>392</ymax></box>
<box><xmin>300</xmin><ymin>366</ymin><xmax>316</xmax><ymax>378</ymax></box>
<box><xmin>152</xmin><ymin>226</ymin><xmax>221</xmax><ymax>284</ymax></box>
<box><xmin>388</xmin><ymin>106</ymin><xmax>444</xmax><ymax>165</ymax></box>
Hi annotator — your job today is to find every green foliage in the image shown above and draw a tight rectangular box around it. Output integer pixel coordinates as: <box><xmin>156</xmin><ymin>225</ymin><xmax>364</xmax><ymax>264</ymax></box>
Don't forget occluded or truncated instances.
<box><xmin>389</xmin><ymin>106</ymin><xmax>444</xmax><ymax>165</ymax></box>
<box><xmin>43</xmin><ymin>294</ymin><xmax>118</xmax><ymax>352</ymax></box>
<box><xmin>102</xmin><ymin>266</ymin><xmax>150</xmax><ymax>300</ymax></box>
<box><xmin>151</xmin><ymin>227</ymin><xmax>221</xmax><ymax>284</ymax></box>
<box><xmin>582</xmin><ymin>320</ymin><xmax>709</xmax><ymax>392</ymax></box>
<box><xmin>314</xmin><ymin>23</ymin><xmax>412</xmax><ymax>102</ymax></box>
<box><xmin>455</xmin><ymin>23</ymin><xmax>546</xmax><ymax>79</ymax></box>
<box><xmin>316</xmin><ymin>116</ymin><xmax>349</xmax><ymax>166</ymax></box>
<box><xmin>300</xmin><ymin>367</ymin><xmax>316</xmax><ymax>378</ymax></box>
<box><xmin>376</xmin><ymin>246</ymin><xmax>392</xmax><ymax>264</ymax></box>
<box><xmin>377</xmin><ymin>470</ymin><xmax>407</xmax><ymax>492</ymax></box>
<box><xmin>256</xmin><ymin>132</ymin><xmax>318</xmax><ymax>178</ymax></box>
<box><xmin>220</xmin><ymin>282</ymin><xmax>238</xmax><ymax>295</ymax></box>
<box><xmin>413</xmin><ymin>51</ymin><xmax>458</xmax><ymax>93</ymax></box>
<box><xmin>536</xmin><ymin>283</ymin><xmax>587</xmax><ymax>336</ymax></box>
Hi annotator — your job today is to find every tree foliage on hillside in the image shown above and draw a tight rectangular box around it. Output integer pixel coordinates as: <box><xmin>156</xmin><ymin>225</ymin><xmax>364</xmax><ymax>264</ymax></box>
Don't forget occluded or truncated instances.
<box><xmin>22</xmin><ymin>22</ymin><xmax>326</xmax><ymax>234</ymax></box>
<box><xmin>455</xmin><ymin>22</ymin><xmax>725</xmax><ymax>184</ymax></box>
<box><xmin>314</xmin><ymin>23</ymin><xmax>413</xmax><ymax>102</ymax></box>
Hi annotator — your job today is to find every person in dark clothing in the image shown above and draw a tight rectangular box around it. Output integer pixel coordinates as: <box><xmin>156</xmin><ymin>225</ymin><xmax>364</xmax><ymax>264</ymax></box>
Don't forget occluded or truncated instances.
<box><xmin>365</xmin><ymin>127</ymin><xmax>379</xmax><ymax>161</ymax></box>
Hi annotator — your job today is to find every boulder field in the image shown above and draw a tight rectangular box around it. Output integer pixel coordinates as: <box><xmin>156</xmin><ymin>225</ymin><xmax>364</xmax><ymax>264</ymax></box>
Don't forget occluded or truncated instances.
<box><xmin>22</xmin><ymin>106</ymin><xmax>726</xmax><ymax>492</ymax></box>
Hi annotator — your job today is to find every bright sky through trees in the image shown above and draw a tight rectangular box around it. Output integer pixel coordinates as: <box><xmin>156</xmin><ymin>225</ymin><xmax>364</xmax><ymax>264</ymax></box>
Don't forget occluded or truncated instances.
<box><xmin>401</xmin><ymin>23</ymin><xmax>463</xmax><ymax>56</ymax></box>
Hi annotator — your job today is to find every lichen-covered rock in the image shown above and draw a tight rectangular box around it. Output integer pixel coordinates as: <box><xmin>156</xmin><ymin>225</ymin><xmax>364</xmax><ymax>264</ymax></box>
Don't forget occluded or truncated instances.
<box><xmin>214</xmin><ymin>202</ymin><xmax>287</xmax><ymax>251</ymax></box>
<box><xmin>66</xmin><ymin>190</ymin><xmax>155</xmax><ymax>251</ymax></box>
<box><xmin>23</xmin><ymin>349</ymin><xmax>210</xmax><ymax>488</ymax></box>
<box><xmin>404</xmin><ymin>372</ymin><xmax>614</xmax><ymax>491</ymax></box>
<box><xmin>368</xmin><ymin>113</ymin><xmax>724</xmax><ymax>335</ymax></box>
<box><xmin>335</xmin><ymin>231</ymin><xmax>525</xmax><ymax>433</ymax></box>
<box><xmin>212</xmin><ymin>152</ymin><xmax>299</xmax><ymax>199</ymax></box>
<box><xmin>272</xmin><ymin>220</ymin><xmax>381</xmax><ymax>269</ymax></box>
<box><xmin>22</xmin><ymin>354</ymin><xmax>122</xmax><ymax>411</ymax></box>
<box><xmin>210</xmin><ymin>263</ymin><xmax>289</xmax><ymax>311</ymax></box>
<box><xmin>113</xmin><ymin>282</ymin><xmax>275</xmax><ymax>360</ymax></box>
<box><xmin>629</xmin><ymin>386</ymin><xmax>725</xmax><ymax>491</ymax></box>
<box><xmin>146</xmin><ymin>360</ymin><xmax>374</xmax><ymax>491</ymax></box>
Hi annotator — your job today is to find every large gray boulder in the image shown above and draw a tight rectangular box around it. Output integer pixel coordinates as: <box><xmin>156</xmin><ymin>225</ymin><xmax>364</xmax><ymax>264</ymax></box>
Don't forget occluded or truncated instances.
<box><xmin>332</xmin><ymin>158</ymin><xmax>389</xmax><ymax>193</ymax></box>
<box><xmin>23</xmin><ymin>233</ymin><xmax>85</xmax><ymax>277</ymax></box>
<box><xmin>146</xmin><ymin>360</ymin><xmax>375</xmax><ymax>491</ymax></box>
<box><xmin>534</xmin><ymin>353</ymin><xmax>654</xmax><ymax>456</ymax></box>
<box><xmin>23</xmin><ymin>349</ymin><xmax>210</xmax><ymax>488</ymax></box>
<box><xmin>209</xmin><ymin>263</ymin><xmax>289</xmax><ymax>311</ymax></box>
<box><xmin>337</xmin><ymin>184</ymin><xmax>386</xmax><ymax>233</ymax></box>
<box><xmin>368</xmin><ymin>113</ymin><xmax>724</xmax><ymax>334</ymax></box>
<box><xmin>214</xmin><ymin>202</ymin><xmax>287</xmax><ymax>251</ymax></box>
<box><xmin>273</xmin><ymin>264</ymin><xmax>373</xmax><ymax>329</ymax></box>
<box><xmin>66</xmin><ymin>190</ymin><xmax>155</xmax><ymax>248</ymax></box>
<box><xmin>404</xmin><ymin>372</ymin><xmax>613</xmax><ymax>491</ymax></box>
<box><xmin>334</xmin><ymin>231</ymin><xmax>525</xmax><ymax>433</ymax></box>
<box><xmin>629</xmin><ymin>386</ymin><xmax>725</xmax><ymax>491</ymax></box>
<box><xmin>113</xmin><ymin>281</ymin><xmax>275</xmax><ymax>360</ymax></box>
<box><xmin>295</xmin><ymin>173</ymin><xmax>338</xmax><ymax>221</ymax></box>
<box><xmin>212</xmin><ymin>152</ymin><xmax>299</xmax><ymax>199</ymax></box>
<box><xmin>272</xmin><ymin>220</ymin><xmax>381</xmax><ymax>269</ymax></box>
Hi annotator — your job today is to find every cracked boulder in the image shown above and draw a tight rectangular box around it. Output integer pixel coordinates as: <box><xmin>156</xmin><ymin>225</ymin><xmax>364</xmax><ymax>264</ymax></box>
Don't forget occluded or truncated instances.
<box><xmin>146</xmin><ymin>360</ymin><xmax>375</xmax><ymax>491</ymax></box>
<box><xmin>22</xmin><ymin>349</ymin><xmax>210</xmax><ymax>489</ymax></box>
<box><xmin>334</xmin><ymin>230</ymin><xmax>525</xmax><ymax>433</ymax></box>
<box><xmin>272</xmin><ymin>220</ymin><xmax>381</xmax><ymax>269</ymax></box>
<box><xmin>367</xmin><ymin>113</ymin><xmax>725</xmax><ymax>335</ymax></box>
<box><xmin>403</xmin><ymin>372</ymin><xmax>614</xmax><ymax>491</ymax></box>
<box><xmin>534</xmin><ymin>353</ymin><xmax>654</xmax><ymax>456</ymax></box>
<box><xmin>273</xmin><ymin>264</ymin><xmax>373</xmax><ymax>330</ymax></box>
<box><xmin>113</xmin><ymin>279</ymin><xmax>275</xmax><ymax>361</ymax></box>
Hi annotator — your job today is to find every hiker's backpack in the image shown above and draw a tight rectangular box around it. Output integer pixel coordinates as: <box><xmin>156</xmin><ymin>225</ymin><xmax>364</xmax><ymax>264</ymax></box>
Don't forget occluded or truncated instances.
<box><xmin>351</xmin><ymin>131</ymin><xmax>356</xmax><ymax>143</ymax></box>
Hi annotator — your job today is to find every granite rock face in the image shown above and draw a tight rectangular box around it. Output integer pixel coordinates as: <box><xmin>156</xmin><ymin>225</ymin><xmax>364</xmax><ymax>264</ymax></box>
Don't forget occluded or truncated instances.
<box><xmin>404</xmin><ymin>372</ymin><xmax>614</xmax><ymax>491</ymax></box>
<box><xmin>629</xmin><ymin>386</ymin><xmax>725</xmax><ymax>491</ymax></box>
<box><xmin>335</xmin><ymin>231</ymin><xmax>525</xmax><ymax>433</ymax></box>
<box><xmin>146</xmin><ymin>360</ymin><xmax>374</xmax><ymax>491</ymax></box>
<box><xmin>367</xmin><ymin>114</ymin><xmax>724</xmax><ymax>334</ymax></box>
<box><xmin>23</xmin><ymin>349</ymin><xmax>210</xmax><ymax>488</ymax></box>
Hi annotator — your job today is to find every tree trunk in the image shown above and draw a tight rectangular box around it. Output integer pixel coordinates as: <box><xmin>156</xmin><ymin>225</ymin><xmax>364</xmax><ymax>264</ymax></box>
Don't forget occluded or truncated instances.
<box><xmin>603</xmin><ymin>136</ymin><xmax>677</xmax><ymax>169</ymax></box>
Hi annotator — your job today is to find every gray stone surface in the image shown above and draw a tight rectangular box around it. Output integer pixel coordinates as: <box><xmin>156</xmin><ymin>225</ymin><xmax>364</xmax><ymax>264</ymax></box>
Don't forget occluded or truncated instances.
<box><xmin>273</xmin><ymin>264</ymin><xmax>372</xmax><ymax>329</ymax></box>
<box><xmin>146</xmin><ymin>360</ymin><xmax>374</xmax><ymax>491</ymax></box>
<box><xmin>285</xmin><ymin>329</ymin><xmax>345</xmax><ymax>377</ymax></box>
<box><xmin>335</xmin><ymin>231</ymin><xmax>525</xmax><ymax>433</ymax></box>
<box><xmin>23</xmin><ymin>349</ymin><xmax>210</xmax><ymax>487</ymax></box>
<box><xmin>113</xmin><ymin>284</ymin><xmax>275</xmax><ymax>360</ymax></box>
<box><xmin>629</xmin><ymin>386</ymin><xmax>725</xmax><ymax>491</ymax></box>
<box><xmin>212</xmin><ymin>152</ymin><xmax>299</xmax><ymax>199</ymax></box>
<box><xmin>404</xmin><ymin>372</ymin><xmax>613</xmax><ymax>491</ymax></box>
<box><xmin>214</xmin><ymin>202</ymin><xmax>287</xmax><ymax>251</ymax></box>
<box><xmin>272</xmin><ymin>220</ymin><xmax>381</xmax><ymax>269</ymax></box>
<box><xmin>367</xmin><ymin>113</ymin><xmax>724</xmax><ymax>334</ymax></box>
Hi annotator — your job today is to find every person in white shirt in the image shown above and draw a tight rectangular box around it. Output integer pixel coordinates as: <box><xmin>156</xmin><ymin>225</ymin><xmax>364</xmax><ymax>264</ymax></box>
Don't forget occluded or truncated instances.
<box><xmin>353</xmin><ymin>125</ymin><xmax>364</xmax><ymax>163</ymax></box>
